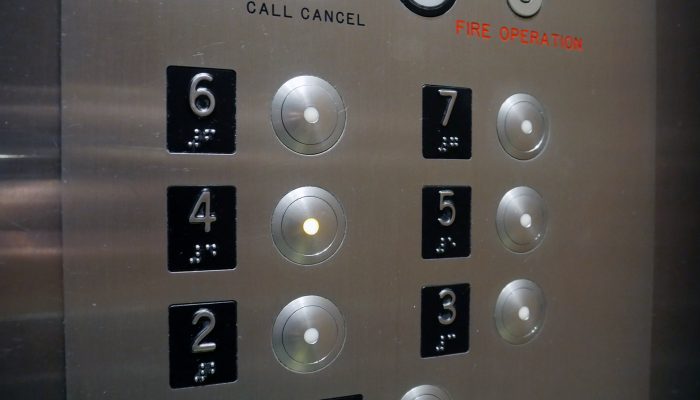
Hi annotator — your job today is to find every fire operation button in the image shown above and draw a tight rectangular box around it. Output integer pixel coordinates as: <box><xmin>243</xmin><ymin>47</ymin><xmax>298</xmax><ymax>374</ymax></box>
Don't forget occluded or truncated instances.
<box><xmin>401</xmin><ymin>0</ymin><xmax>456</xmax><ymax>17</ymax></box>
<box><xmin>507</xmin><ymin>0</ymin><xmax>542</xmax><ymax>18</ymax></box>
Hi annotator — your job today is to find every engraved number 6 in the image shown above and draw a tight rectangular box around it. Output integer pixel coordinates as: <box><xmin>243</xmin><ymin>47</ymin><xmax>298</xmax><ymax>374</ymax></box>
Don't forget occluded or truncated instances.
<box><xmin>189</xmin><ymin>73</ymin><xmax>216</xmax><ymax>117</ymax></box>
<box><xmin>438</xmin><ymin>289</ymin><xmax>457</xmax><ymax>325</ymax></box>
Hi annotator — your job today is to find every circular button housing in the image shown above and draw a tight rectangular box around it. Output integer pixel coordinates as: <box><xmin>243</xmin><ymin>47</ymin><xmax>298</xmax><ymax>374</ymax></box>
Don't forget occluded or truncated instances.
<box><xmin>496</xmin><ymin>186</ymin><xmax>547</xmax><ymax>253</ymax></box>
<box><xmin>272</xmin><ymin>76</ymin><xmax>346</xmax><ymax>155</ymax></box>
<box><xmin>495</xmin><ymin>279</ymin><xmax>546</xmax><ymax>344</ymax></box>
<box><xmin>272</xmin><ymin>296</ymin><xmax>346</xmax><ymax>373</ymax></box>
<box><xmin>272</xmin><ymin>187</ymin><xmax>347</xmax><ymax>265</ymax></box>
<box><xmin>497</xmin><ymin>94</ymin><xmax>549</xmax><ymax>160</ymax></box>
<box><xmin>507</xmin><ymin>0</ymin><xmax>543</xmax><ymax>18</ymax></box>
<box><xmin>401</xmin><ymin>385</ymin><xmax>453</xmax><ymax>400</ymax></box>
<box><xmin>401</xmin><ymin>0</ymin><xmax>456</xmax><ymax>17</ymax></box>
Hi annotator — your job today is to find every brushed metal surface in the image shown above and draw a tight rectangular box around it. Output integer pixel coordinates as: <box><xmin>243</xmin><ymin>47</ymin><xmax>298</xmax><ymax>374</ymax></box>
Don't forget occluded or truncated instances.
<box><xmin>62</xmin><ymin>0</ymin><xmax>655</xmax><ymax>399</ymax></box>
<box><xmin>0</xmin><ymin>1</ymin><xmax>64</xmax><ymax>399</ymax></box>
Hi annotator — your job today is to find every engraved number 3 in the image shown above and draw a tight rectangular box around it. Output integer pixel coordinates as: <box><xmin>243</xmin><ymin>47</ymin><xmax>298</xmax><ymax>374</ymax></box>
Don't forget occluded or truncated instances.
<box><xmin>438</xmin><ymin>289</ymin><xmax>457</xmax><ymax>325</ymax></box>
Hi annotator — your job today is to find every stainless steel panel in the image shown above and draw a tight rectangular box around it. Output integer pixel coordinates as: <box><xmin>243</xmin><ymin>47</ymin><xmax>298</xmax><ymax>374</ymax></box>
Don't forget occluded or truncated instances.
<box><xmin>62</xmin><ymin>1</ymin><xmax>655</xmax><ymax>399</ymax></box>
<box><xmin>0</xmin><ymin>1</ymin><xmax>64</xmax><ymax>399</ymax></box>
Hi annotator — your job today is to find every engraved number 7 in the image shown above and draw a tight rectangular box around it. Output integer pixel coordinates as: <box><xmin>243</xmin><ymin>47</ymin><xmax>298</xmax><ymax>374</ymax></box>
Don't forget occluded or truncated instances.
<box><xmin>438</xmin><ymin>89</ymin><xmax>458</xmax><ymax>127</ymax></box>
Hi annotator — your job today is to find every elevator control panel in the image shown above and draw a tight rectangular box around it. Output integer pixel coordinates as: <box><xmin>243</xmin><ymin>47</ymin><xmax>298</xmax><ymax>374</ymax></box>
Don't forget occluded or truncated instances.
<box><xmin>62</xmin><ymin>0</ymin><xmax>655</xmax><ymax>399</ymax></box>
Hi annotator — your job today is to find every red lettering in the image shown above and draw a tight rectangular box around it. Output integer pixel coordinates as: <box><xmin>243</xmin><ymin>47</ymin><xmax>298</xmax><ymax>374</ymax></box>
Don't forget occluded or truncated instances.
<box><xmin>510</xmin><ymin>27</ymin><xmax>519</xmax><ymax>41</ymax></box>
<box><xmin>483</xmin><ymin>23</ymin><xmax>491</xmax><ymax>39</ymax></box>
<box><xmin>520</xmin><ymin>29</ymin><xmax>529</xmax><ymax>44</ymax></box>
<box><xmin>530</xmin><ymin>30</ymin><xmax>539</xmax><ymax>45</ymax></box>
<box><xmin>574</xmin><ymin>37</ymin><xmax>584</xmax><ymax>52</ymax></box>
<box><xmin>541</xmin><ymin>33</ymin><xmax>549</xmax><ymax>46</ymax></box>
<box><xmin>456</xmin><ymin>19</ymin><xmax>466</xmax><ymax>35</ymax></box>
<box><xmin>564</xmin><ymin>35</ymin><xmax>573</xmax><ymax>50</ymax></box>
<box><xmin>552</xmin><ymin>33</ymin><xmax>561</xmax><ymax>47</ymax></box>
<box><xmin>470</xmin><ymin>22</ymin><xmax>481</xmax><ymax>38</ymax></box>
<box><xmin>500</xmin><ymin>26</ymin><xmax>509</xmax><ymax>41</ymax></box>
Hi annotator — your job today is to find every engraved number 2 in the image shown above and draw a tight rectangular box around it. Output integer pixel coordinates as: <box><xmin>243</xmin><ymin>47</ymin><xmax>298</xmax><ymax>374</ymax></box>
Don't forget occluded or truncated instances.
<box><xmin>191</xmin><ymin>308</ymin><xmax>217</xmax><ymax>353</ymax></box>
<box><xmin>438</xmin><ymin>289</ymin><xmax>457</xmax><ymax>325</ymax></box>
<box><xmin>189</xmin><ymin>189</ymin><xmax>217</xmax><ymax>233</ymax></box>
<box><xmin>438</xmin><ymin>89</ymin><xmax>458</xmax><ymax>127</ymax></box>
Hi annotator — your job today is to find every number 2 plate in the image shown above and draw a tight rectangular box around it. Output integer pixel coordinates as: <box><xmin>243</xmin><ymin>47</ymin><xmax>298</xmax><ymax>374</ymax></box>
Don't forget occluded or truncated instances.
<box><xmin>169</xmin><ymin>301</ymin><xmax>237</xmax><ymax>388</ymax></box>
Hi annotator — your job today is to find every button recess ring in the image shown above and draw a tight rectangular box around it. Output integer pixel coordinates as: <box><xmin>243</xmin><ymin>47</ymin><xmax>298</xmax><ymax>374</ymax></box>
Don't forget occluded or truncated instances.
<box><xmin>271</xmin><ymin>76</ymin><xmax>346</xmax><ymax>155</ymax></box>
<box><xmin>401</xmin><ymin>385</ymin><xmax>453</xmax><ymax>400</ymax></box>
<box><xmin>401</xmin><ymin>0</ymin><xmax>457</xmax><ymax>17</ymax></box>
<box><xmin>497</xmin><ymin>94</ymin><xmax>549</xmax><ymax>160</ymax></box>
<box><xmin>272</xmin><ymin>187</ymin><xmax>347</xmax><ymax>266</ymax></box>
<box><xmin>496</xmin><ymin>186</ymin><xmax>547</xmax><ymax>253</ymax></box>
<box><xmin>507</xmin><ymin>0</ymin><xmax>543</xmax><ymax>18</ymax></box>
<box><xmin>272</xmin><ymin>296</ymin><xmax>346</xmax><ymax>373</ymax></box>
<box><xmin>495</xmin><ymin>279</ymin><xmax>546</xmax><ymax>344</ymax></box>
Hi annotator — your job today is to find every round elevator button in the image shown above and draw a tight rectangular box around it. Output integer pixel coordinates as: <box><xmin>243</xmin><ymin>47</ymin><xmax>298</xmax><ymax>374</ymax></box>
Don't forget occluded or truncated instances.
<box><xmin>497</xmin><ymin>94</ymin><xmax>549</xmax><ymax>160</ymax></box>
<box><xmin>495</xmin><ymin>279</ymin><xmax>546</xmax><ymax>344</ymax></box>
<box><xmin>271</xmin><ymin>76</ymin><xmax>346</xmax><ymax>155</ymax></box>
<box><xmin>507</xmin><ymin>0</ymin><xmax>542</xmax><ymax>18</ymax></box>
<box><xmin>272</xmin><ymin>187</ymin><xmax>347</xmax><ymax>265</ymax></box>
<box><xmin>496</xmin><ymin>186</ymin><xmax>547</xmax><ymax>253</ymax></box>
<box><xmin>400</xmin><ymin>0</ymin><xmax>456</xmax><ymax>17</ymax></box>
<box><xmin>401</xmin><ymin>385</ymin><xmax>452</xmax><ymax>400</ymax></box>
<box><xmin>272</xmin><ymin>296</ymin><xmax>346</xmax><ymax>373</ymax></box>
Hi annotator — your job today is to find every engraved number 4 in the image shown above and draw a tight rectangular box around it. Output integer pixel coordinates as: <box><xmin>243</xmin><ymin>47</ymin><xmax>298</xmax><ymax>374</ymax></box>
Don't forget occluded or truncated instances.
<box><xmin>189</xmin><ymin>189</ymin><xmax>217</xmax><ymax>233</ymax></box>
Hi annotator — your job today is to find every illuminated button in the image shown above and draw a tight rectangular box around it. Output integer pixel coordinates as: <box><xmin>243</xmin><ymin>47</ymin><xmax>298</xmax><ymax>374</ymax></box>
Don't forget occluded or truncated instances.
<box><xmin>272</xmin><ymin>296</ymin><xmax>346</xmax><ymax>373</ymax></box>
<box><xmin>495</xmin><ymin>279</ymin><xmax>546</xmax><ymax>344</ymax></box>
<box><xmin>507</xmin><ymin>0</ymin><xmax>542</xmax><ymax>18</ymax></box>
<box><xmin>497</xmin><ymin>94</ymin><xmax>549</xmax><ymax>160</ymax></box>
<box><xmin>272</xmin><ymin>187</ymin><xmax>346</xmax><ymax>265</ymax></box>
<box><xmin>496</xmin><ymin>186</ymin><xmax>547</xmax><ymax>253</ymax></box>
<box><xmin>401</xmin><ymin>0</ymin><xmax>456</xmax><ymax>17</ymax></box>
<box><xmin>271</xmin><ymin>76</ymin><xmax>346</xmax><ymax>155</ymax></box>
<box><xmin>401</xmin><ymin>385</ymin><xmax>452</xmax><ymax>400</ymax></box>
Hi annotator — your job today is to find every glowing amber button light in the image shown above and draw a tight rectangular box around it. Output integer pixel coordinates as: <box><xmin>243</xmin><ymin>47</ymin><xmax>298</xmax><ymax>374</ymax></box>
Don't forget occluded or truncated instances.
<box><xmin>302</xmin><ymin>218</ymin><xmax>320</xmax><ymax>236</ymax></box>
